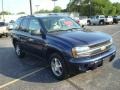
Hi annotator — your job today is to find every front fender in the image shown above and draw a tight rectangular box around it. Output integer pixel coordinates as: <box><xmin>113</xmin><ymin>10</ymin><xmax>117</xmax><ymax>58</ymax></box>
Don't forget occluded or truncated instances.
<box><xmin>47</xmin><ymin>43</ymin><xmax>71</xmax><ymax>57</ymax></box>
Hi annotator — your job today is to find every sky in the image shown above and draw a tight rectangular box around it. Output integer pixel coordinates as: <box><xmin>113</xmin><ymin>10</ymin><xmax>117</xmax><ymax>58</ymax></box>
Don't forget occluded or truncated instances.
<box><xmin>0</xmin><ymin>0</ymin><xmax>120</xmax><ymax>14</ymax></box>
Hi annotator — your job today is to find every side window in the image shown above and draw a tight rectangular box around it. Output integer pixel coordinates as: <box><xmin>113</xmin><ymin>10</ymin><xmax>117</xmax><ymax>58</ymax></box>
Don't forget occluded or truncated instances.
<box><xmin>96</xmin><ymin>16</ymin><xmax>99</xmax><ymax>19</ymax></box>
<box><xmin>100</xmin><ymin>16</ymin><xmax>105</xmax><ymax>18</ymax></box>
<box><xmin>14</xmin><ymin>17</ymin><xmax>23</xmax><ymax>30</ymax></box>
<box><xmin>20</xmin><ymin>18</ymin><xmax>29</xmax><ymax>32</ymax></box>
<box><xmin>0</xmin><ymin>22</ymin><xmax>5</xmax><ymax>27</ymax></box>
<box><xmin>29</xmin><ymin>19</ymin><xmax>41</xmax><ymax>34</ymax></box>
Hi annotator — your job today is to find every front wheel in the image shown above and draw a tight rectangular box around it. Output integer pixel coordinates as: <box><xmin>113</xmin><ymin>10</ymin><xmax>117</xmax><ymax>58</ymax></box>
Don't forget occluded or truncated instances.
<box><xmin>50</xmin><ymin>53</ymin><xmax>68</xmax><ymax>80</ymax></box>
<box><xmin>15</xmin><ymin>43</ymin><xmax>25</xmax><ymax>58</ymax></box>
<box><xmin>0</xmin><ymin>35</ymin><xmax>2</xmax><ymax>38</ymax></box>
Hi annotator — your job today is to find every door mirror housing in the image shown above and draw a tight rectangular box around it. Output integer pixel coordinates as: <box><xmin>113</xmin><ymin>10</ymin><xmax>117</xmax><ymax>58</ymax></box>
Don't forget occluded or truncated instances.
<box><xmin>40</xmin><ymin>28</ymin><xmax>46</xmax><ymax>39</ymax></box>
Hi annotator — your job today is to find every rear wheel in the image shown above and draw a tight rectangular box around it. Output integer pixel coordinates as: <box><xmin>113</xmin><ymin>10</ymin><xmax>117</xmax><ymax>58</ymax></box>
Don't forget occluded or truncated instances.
<box><xmin>15</xmin><ymin>43</ymin><xmax>25</xmax><ymax>58</ymax></box>
<box><xmin>50</xmin><ymin>53</ymin><xmax>68</xmax><ymax>80</ymax></box>
<box><xmin>115</xmin><ymin>21</ymin><xmax>118</xmax><ymax>24</ymax></box>
<box><xmin>99</xmin><ymin>21</ymin><xmax>104</xmax><ymax>25</ymax></box>
<box><xmin>5</xmin><ymin>33</ymin><xmax>8</xmax><ymax>37</ymax></box>
<box><xmin>87</xmin><ymin>21</ymin><xmax>91</xmax><ymax>25</ymax></box>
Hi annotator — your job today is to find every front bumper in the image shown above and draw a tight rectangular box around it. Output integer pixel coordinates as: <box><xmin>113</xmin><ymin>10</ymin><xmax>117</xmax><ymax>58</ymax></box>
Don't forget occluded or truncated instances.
<box><xmin>105</xmin><ymin>20</ymin><xmax>113</xmax><ymax>23</ymax></box>
<box><xmin>67</xmin><ymin>46</ymin><xmax>116</xmax><ymax>71</ymax></box>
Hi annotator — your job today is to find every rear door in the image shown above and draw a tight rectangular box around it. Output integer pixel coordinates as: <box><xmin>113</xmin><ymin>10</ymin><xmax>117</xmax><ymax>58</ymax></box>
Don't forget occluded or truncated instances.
<box><xmin>17</xmin><ymin>17</ymin><xmax>31</xmax><ymax>52</ymax></box>
<box><xmin>91</xmin><ymin>16</ymin><xmax>96</xmax><ymax>24</ymax></box>
<box><xmin>95</xmin><ymin>16</ymin><xmax>99</xmax><ymax>24</ymax></box>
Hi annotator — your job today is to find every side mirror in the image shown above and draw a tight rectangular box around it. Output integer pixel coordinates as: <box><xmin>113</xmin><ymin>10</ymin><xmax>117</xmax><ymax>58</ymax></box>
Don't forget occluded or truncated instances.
<box><xmin>7</xmin><ymin>23</ymin><xmax>15</xmax><ymax>30</ymax></box>
<box><xmin>30</xmin><ymin>30</ymin><xmax>41</xmax><ymax>35</ymax></box>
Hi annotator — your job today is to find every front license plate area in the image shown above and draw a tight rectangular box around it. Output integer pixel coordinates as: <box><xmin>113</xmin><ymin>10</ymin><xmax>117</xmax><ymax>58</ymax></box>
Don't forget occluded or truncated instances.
<box><xmin>103</xmin><ymin>57</ymin><xmax>110</xmax><ymax>64</ymax></box>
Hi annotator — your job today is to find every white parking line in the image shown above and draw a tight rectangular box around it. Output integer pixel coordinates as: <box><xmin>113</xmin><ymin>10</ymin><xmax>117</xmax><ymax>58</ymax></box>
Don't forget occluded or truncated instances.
<box><xmin>0</xmin><ymin>67</ymin><xmax>47</xmax><ymax>89</ymax></box>
<box><xmin>112</xmin><ymin>30</ymin><xmax>120</xmax><ymax>36</ymax></box>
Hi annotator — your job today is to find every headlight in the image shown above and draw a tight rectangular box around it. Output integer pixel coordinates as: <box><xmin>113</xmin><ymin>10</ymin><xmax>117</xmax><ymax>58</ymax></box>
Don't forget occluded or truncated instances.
<box><xmin>72</xmin><ymin>46</ymin><xmax>90</xmax><ymax>58</ymax></box>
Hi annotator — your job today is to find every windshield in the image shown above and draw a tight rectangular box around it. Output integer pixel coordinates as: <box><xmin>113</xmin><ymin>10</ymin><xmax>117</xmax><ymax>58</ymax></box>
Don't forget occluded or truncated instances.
<box><xmin>41</xmin><ymin>16</ymin><xmax>82</xmax><ymax>32</ymax></box>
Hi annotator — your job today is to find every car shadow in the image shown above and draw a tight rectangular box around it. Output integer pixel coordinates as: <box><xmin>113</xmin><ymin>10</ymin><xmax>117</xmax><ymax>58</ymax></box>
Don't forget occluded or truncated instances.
<box><xmin>0</xmin><ymin>47</ymin><xmax>59</xmax><ymax>83</ymax></box>
<box><xmin>112</xmin><ymin>58</ymin><xmax>120</xmax><ymax>69</ymax></box>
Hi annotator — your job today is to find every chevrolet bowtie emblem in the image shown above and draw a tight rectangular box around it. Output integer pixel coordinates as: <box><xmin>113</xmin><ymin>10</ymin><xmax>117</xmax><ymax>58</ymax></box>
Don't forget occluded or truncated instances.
<box><xmin>101</xmin><ymin>46</ymin><xmax>106</xmax><ymax>50</ymax></box>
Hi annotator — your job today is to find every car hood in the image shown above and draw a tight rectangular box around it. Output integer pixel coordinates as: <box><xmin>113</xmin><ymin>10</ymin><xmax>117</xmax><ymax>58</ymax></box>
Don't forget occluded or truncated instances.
<box><xmin>48</xmin><ymin>30</ymin><xmax>111</xmax><ymax>47</ymax></box>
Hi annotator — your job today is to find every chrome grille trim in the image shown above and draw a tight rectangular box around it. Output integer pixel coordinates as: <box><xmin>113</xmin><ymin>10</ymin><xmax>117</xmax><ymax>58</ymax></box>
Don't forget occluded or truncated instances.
<box><xmin>89</xmin><ymin>40</ymin><xmax>111</xmax><ymax>48</ymax></box>
<box><xmin>77</xmin><ymin>41</ymin><xmax>112</xmax><ymax>56</ymax></box>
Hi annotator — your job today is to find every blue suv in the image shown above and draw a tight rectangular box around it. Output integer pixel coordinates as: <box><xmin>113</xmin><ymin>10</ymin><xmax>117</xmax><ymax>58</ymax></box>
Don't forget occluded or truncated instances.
<box><xmin>11</xmin><ymin>15</ymin><xmax>116</xmax><ymax>80</ymax></box>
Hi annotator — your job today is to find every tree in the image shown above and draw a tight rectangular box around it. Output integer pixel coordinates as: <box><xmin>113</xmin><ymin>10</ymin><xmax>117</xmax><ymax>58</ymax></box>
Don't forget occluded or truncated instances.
<box><xmin>67</xmin><ymin>0</ymin><xmax>119</xmax><ymax>16</ymax></box>
<box><xmin>91</xmin><ymin>0</ymin><xmax>113</xmax><ymax>15</ymax></box>
<box><xmin>17</xmin><ymin>12</ymin><xmax>25</xmax><ymax>15</ymax></box>
<box><xmin>61</xmin><ymin>9</ymin><xmax>67</xmax><ymax>12</ymax></box>
<box><xmin>113</xmin><ymin>3</ymin><xmax>120</xmax><ymax>15</ymax></box>
<box><xmin>34</xmin><ymin>9</ymin><xmax>51</xmax><ymax>14</ymax></box>
<box><xmin>67</xmin><ymin>0</ymin><xmax>84</xmax><ymax>13</ymax></box>
<box><xmin>0</xmin><ymin>11</ymin><xmax>11</xmax><ymax>15</ymax></box>
<box><xmin>53</xmin><ymin>6</ymin><xmax>62</xmax><ymax>13</ymax></box>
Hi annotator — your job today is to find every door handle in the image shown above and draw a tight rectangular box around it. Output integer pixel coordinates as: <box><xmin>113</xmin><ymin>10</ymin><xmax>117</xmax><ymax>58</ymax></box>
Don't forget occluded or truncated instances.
<box><xmin>28</xmin><ymin>38</ymin><xmax>34</xmax><ymax>42</ymax></box>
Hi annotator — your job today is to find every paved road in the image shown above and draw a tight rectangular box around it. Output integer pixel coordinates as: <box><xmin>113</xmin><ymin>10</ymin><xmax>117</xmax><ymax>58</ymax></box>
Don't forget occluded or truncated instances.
<box><xmin>0</xmin><ymin>24</ymin><xmax>120</xmax><ymax>90</ymax></box>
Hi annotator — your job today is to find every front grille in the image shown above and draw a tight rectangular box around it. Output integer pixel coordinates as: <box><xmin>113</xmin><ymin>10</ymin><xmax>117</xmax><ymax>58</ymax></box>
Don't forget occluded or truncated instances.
<box><xmin>89</xmin><ymin>40</ymin><xmax>110</xmax><ymax>48</ymax></box>
<box><xmin>89</xmin><ymin>40</ymin><xmax>112</xmax><ymax>56</ymax></box>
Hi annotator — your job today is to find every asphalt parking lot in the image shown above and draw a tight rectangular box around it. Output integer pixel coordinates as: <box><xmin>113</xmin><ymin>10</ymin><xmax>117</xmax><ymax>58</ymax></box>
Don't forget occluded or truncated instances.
<box><xmin>0</xmin><ymin>24</ymin><xmax>120</xmax><ymax>90</ymax></box>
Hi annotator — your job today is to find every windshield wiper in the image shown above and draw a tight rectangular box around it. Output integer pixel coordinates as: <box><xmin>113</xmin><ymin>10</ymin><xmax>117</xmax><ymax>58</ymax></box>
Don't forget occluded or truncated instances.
<box><xmin>66</xmin><ymin>28</ymin><xmax>81</xmax><ymax>31</ymax></box>
<box><xmin>48</xmin><ymin>29</ymin><xmax>65</xmax><ymax>33</ymax></box>
<box><xmin>48</xmin><ymin>28</ymin><xmax>81</xmax><ymax>33</ymax></box>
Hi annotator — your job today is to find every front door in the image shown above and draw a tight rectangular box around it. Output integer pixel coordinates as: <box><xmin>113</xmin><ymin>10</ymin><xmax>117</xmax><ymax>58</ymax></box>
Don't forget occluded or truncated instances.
<box><xmin>27</xmin><ymin>18</ymin><xmax>46</xmax><ymax>57</ymax></box>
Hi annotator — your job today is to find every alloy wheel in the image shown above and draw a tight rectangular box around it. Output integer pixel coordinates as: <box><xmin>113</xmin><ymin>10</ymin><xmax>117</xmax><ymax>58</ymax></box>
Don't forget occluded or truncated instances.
<box><xmin>51</xmin><ymin>57</ymin><xmax>63</xmax><ymax>77</ymax></box>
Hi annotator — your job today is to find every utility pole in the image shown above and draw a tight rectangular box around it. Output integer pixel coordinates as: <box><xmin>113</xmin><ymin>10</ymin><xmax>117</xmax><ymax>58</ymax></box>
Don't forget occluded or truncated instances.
<box><xmin>29</xmin><ymin>0</ymin><xmax>33</xmax><ymax>15</ymax></box>
<box><xmin>1</xmin><ymin>0</ymin><xmax>4</xmax><ymax>21</ymax></box>
<box><xmin>52</xmin><ymin>0</ymin><xmax>57</xmax><ymax>9</ymax></box>
<box><xmin>89</xmin><ymin>0</ymin><xmax>91</xmax><ymax>17</ymax></box>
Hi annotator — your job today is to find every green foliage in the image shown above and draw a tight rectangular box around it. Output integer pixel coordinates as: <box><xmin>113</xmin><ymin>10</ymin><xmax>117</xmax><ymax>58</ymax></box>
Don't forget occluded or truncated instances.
<box><xmin>92</xmin><ymin>0</ymin><xmax>112</xmax><ymax>15</ymax></box>
<box><xmin>17</xmin><ymin>12</ymin><xmax>25</xmax><ymax>15</ymax></box>
<box><xmin>113</xmin><ymin>3</ymin><xmax>120</xmax><ymax>15</ymax></box>
<box><xmin>0</xmin><ymin>11</ymin><xmax>11</xmax><ymax>15</ymax></box>
<box><xmin>67</xmin><ymin>0</ymin><xmax>120</xmax><ymax>16</ymax></box>
<box><xmin>34</xmin><ymin>9</ymin><xmax>52</xmax><ymax>14</ymax></box>
<box><xmin>53</xmin><ymin>6</ymin><xmax>62</xmax><ymax>13</ymax></box>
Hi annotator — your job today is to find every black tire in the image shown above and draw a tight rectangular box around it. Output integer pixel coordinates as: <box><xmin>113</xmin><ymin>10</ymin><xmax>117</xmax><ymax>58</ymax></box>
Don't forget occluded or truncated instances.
<box><xmin>0</xmin><ymin>35</ymin><xmax>2</xmax><ymax>38</ymax></box>
<box><xmin>50</xmin><ymin>53</ymin><xmax>68</xmax><ymax>80</ymax></box>
<box><xmin>115</xmin><ymin>22</ymin><xmax>118</xmax><ymax>24</ymax></box>
<box><xmin>87</xmin><ymin>21</ymin><xmax>91</xmax><ymax>25</ymax></box>
<box><xmin>99</xmin><ymin>21</ymin><xmax>104</xmax><ymax>25</ymax></box>
<box><xmin>14</xmin><ymin>43</ymin><xmax>25</xmax><ymax>58</ymax></box>
<box><xmin>5</xmin><ymin>33</ymin><xmax>8</xmax><ymax>37</ymax></box>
